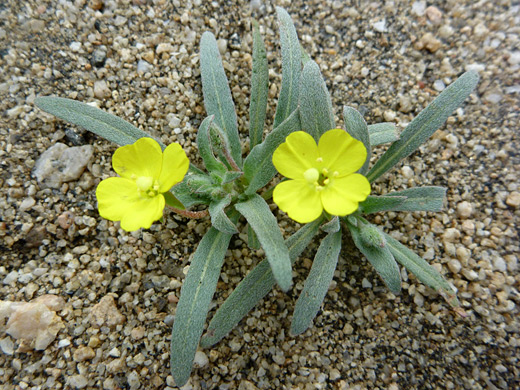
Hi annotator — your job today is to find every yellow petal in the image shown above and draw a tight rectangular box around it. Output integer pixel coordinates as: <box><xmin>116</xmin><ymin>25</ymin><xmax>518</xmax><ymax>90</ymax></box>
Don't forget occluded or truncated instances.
<box><xmin>318</xmin><ymin>129</ymin><xmax>367</xmax><ymax>176</ymax></box>
<box><xmin>96</xmin><ymin>176</ymin><xmax>165</xmax><ymax>231</ymax></box>
<box><xmin>273</xmin><ymin>179</ymin><xmax>323</xmax><ymax>223</ymax></box>
<box><xmin>96</xmin><ymin>177</ymin><xmax>140</xmax><ymax>221</ymax></box>
<box><xmin>272</xmin><ymin>131</ymin><xmax>319</xmax><ymax>179</ymax></box>
<box><xmin>158</xmin><ymin>142</ymin><xmax>190</xmax><ymax>192</ymax></box>
<box><xmin>120</xmin><ymin>195</ymin><xmax>165</xmax><ymax>231</ymax></box>
<box><xmin>320</xmin><ymin>174</ymin><xmax>371</xmax><ymax>216</ymax></box>
<box><xmin>112</xmin><ymin>137</ymin><xmax>162</xmax><ymax>180</ymax></box>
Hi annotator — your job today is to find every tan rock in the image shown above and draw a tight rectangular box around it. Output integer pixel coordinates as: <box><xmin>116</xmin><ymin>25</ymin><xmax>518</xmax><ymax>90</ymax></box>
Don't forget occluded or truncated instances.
<box><xmin>89</xmin><ymin>295</ymin><xmax>125</xmax><ymax>329</ymax></box>
<box><xmin>0</xmin><ymin>299</ymin><xmax>64</xmax><ymax>351</ymax></box>
<box><xmin>506</xmin><ymin>191</ymin><xmax>520</xmax><ymax>208</ymax></box>
<box><xmin>74</xmin><ymin>346</ymin><xmax>96</xmax><ymax>362</ymax></box>
<box><xmin>415</xmin><ymin>33</ymin><xmax>442</xmax><ymax>53</ymax></box>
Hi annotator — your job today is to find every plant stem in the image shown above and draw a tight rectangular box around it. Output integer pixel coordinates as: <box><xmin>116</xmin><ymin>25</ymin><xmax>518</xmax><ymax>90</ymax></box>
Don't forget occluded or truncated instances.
<box><xmin>167</xmin><ymin>205</ymin><xmax>209</xmax><ymax>219</ymax></box>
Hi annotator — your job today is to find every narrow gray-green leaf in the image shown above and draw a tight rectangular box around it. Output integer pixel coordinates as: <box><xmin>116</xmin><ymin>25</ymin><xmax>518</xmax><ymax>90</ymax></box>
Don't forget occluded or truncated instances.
<box><xmin>321</xmin><ymin>216</ymin><xmax>340</xmax><ymax>233</ymax></box>
<box><xmin>383</xmin><ymin>231</ymin><xmax>459</xmax><ymax>307</ymax></box>
<box><xmin>170</xmin><ymin>214</ymin><xmax>237</xmax><ymax>387</ymax></box>
<box><xmin>249</xmin><ymin>20</ymin><xmax>269</xmax><ymax>149</ymax></box>
<box><xmin>368</xmin><ymin>122</ymin><xmax>399</xmax><ymax>146</ymax></box>
<box><xmin>273</xmin><ymin>7</ymin><xmax>301</xmax><ymax>128</ymax></box>
<box><xmin>221</xmin><ymin>171</ymin><xmax>243</xmax><ymax>185</ymax></box>
<box><xmin>235</xmin><ymin>194</ymin><xmax>292</xmax><ymax>291</ymax></box>
<box><xmin>200</xmin><ymin>32</ymin><xmax>242</xmax><ymax>166</ymax></box>
<box><xmin>35</xmin><ymin>96</ymin><xmax>164</xmax><ymax>148</ymax></box>
<box><xmin>243</xmin><ymin>108</ymin><xmax>301</xmax><ymax>194</ymax></box>
<box><xmin>209</xmin><ymin>195</ymin><xmax>237</xmax><ymax>234</ymax></box>
<box><xmin>196</xmin><ymin>115</ymin><xmax>226</xmax><ymax>173</ymax></box>
<box><xmin>348</xmin><ymin>219</ymin><xmax>401</xmax><ymax>294</ymax></box>
<box><xmin>299</xmin><ymin>60</ymin><xmax>335</xmax><ymax>141</ymax></box>
<box><xmin>343</xmin><ymin>106</ymin><xmax>370</xmax><ymax>174</ymax></box>
<box><xmin>386</xmin><ymin>186</ymin><xmax>446</xmax><ymax>212</ymax></box>
<box><xmin>247</xmin><ymin>223</ymin><xmax>260</xmax><ymax>250</ymax></box>
<box><xmin>291</xmin><ymin>230</ymin><xmax>342</xmax><ymax>335</ymax></box>
<box><xmin>301</xmin><ymin>44</ymin><xmax>312</xmax><ymax>65</ymax></box>
<box><xmin>200</xmin><ymin>217</ymin><xmax>322</xmax><ymax>347</ymax></box>
<box><xmin>367</xmin><ymin>71</ymin><xmax>479</xmax><ymax>182</ymax></box>
<box><xmin>359</xmin><ymin>195</ymin><xmax>407</xmax><ymax>214</ymax></box>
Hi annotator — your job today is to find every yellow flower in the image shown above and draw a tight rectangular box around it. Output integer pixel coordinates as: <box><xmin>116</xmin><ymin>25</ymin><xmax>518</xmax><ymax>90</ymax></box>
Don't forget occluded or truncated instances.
<box><xmin>96</xmin><ymin>137</ymin><xmax>189</xmax><ymax>231</ymax></box>
<box><xmin>272</xmin><ymin>129</ymin><xmax>371</xmax><ymax>223</ymax></box>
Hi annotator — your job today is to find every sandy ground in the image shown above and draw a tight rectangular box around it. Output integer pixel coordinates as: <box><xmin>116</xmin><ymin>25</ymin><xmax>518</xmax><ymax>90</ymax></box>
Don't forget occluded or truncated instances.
<box><xmin>0</xmin><ymin>0</ymin><xmax>519</xmax><ymax>389</ymax></box>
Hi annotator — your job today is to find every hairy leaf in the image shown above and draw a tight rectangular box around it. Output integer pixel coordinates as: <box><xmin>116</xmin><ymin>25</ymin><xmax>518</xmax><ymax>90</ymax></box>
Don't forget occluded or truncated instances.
<box><xmin>249</xmin><ymin>20</ymin><xmax>269</xmax><ymax>148</ymax></box>
<box><xmin>235</xmin><ymin>194</ymin><xmax>292</xmax><ymax>291</ymax></box>
<box><xmin>367</xmin><ymin>71</ymin><xmax>479</xmax><ymax>182</ymax></box>
<box><xmin>291</xmin><ymin>230</ymin><xmax>342</xmax><ymax>335</ymax></box>
<box><xmin>200</xmin><ymin>32</ymin><xmax>242</xmax><ymax>166</ymax></box>
<box><xmin>200</xmin><ymin>218</ymin><xmax>322</xmax><ymax>347</ymax></box>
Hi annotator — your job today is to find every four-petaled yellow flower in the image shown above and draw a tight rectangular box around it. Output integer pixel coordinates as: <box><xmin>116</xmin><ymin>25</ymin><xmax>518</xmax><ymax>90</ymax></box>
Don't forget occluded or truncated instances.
<box><xmin>272</xmin><ymin>129</ymin><xmax>371</xmax><ymax>223</ymax></box>
<box><xmin>96</xmin><ymin>137</ymin><xmax>189</xmax><ymax>231</ymax></box>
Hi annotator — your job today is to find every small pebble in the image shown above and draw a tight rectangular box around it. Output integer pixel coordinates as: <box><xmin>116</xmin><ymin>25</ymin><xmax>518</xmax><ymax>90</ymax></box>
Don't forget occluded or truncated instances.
<box><xmin>457</xmin><ymin>201</ymin><xmax>473</xmax><ymax>218</ymax></box>
<box><xmin>68</xmin><ymin>375</ymin><xmax>88</xmax><ymax>389</ymax></box>
<box><xmin>384</xmin><ymin>110</ymin><xmax>396</xmax><ymax>121</ymax></box>
<box><xmin>425</xmin><ymin>6</ymin><xmax>442</xmax><ymax>24</ymax></box>
<box><xmin>506</xmin><ymin>192</ymin><xmax>520</xmax><ymax>208</ymax></box>
<box><xmin>74</xmin><ymin>346</ymin><xmax>95</xmax><ymax>362</ymax></box>
<box><xmin>448</xmin><ymin>259</ymin><xmax>462</xmax><ymax>274</ymax></box>
<box><xmin>194</xmin><ymin>351</ymin><xmax>209</xmax><ymax>367</ymax></box>
<box><xmin>433</xmin><ymin>79</ymin><xmax>445</xmax><ymax>92</ymax></box>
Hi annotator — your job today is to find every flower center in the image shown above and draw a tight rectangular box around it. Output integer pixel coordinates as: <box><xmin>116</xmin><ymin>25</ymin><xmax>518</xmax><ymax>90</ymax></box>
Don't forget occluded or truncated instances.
<box><xmin>304</xmin><ymin>167</ymin><xmax>339</xmax><ymax>192</ymax></box>
<box><xmin>136</xmin><ymin>176</ymin><xmax>160</xmax><ymax>197</ymax></box>
<box><xmin>304</xmin><ymin>168</ymin><xmax>319</xmax><ymax>183</ymax></box>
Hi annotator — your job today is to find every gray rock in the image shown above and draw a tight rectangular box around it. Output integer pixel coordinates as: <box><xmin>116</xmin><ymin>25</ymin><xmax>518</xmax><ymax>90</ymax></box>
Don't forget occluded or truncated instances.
<box><xmin>91</xmin><ymin>47</ymin><xmax>107</xmax><ymax>67</ymax></box>
<box><xmin>33</xmin><ymin>143</ymin><xmax>93</xmax><ymax>189</ymax></box>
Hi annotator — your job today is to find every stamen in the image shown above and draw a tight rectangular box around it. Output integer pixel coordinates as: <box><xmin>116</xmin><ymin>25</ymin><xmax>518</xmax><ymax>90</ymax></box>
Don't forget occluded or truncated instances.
<box><xmin>316</xmin><ymin>157</ymin><xmax>323</xmax><ymax>163</ymax></box>
<box><xmin>332</xmin><ymin>171</ymin><xmax>339</xmax><ymax>177</ymax></box>
<box><xmin>323</xmin><ymin>178</ymin><xmax>330</xmax><ymax>186</ymax></box>
<box><xmin>322</xmin><ymin>168</ymin><xmax>329</xmax><ymax>176</ymax></box>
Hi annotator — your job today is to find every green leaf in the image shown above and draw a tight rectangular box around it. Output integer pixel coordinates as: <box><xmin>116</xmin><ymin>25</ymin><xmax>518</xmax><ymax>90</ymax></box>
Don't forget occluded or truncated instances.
<box><xmin>209</xmin><ymin>195</ymin><xmax>238</xmax><ymax>234</ymax></box>
<box><xmin>321</xmin><ymin>216</ymin><xmax>340</xmax><ymax>233</ymax></box>
<box><xmin>164</xmin><ymin>191</ymin><xmax>185</xmax><ymax>210</ymax></box>
<box><xmin>208</xmin><ymin>121</ymin><xmax>236</xmax><ymax>170</ymax></box>
<box><xmin>300</xmin><ymin>44</ymin><xmax>312</xmax><ymax>65</ymax></box>
<box><xmin>200</xmin><ymin>217</ymin><xmax>322</xmax><ymax>348</ymax></box>
<box><xmin>273</xmin><ymin>7</ymin><xmax>301</xmax><ymax>128</ymax></box>
<box><xmin>299</xmin><ymin>61</ymin><xmax>335</xmax><ymax>141</ymax></box>
<box><xmin>368</xmin><ymin>122</ymin><xmax>399</xmax><ymax>146</ymax></box>
<box><xmin>343</xmin><ymin>106</ymin><xmax>370</xmax><ymax>174</ymax></box>
<box><xmin>347</xmin><ymin>218</ymin><xmax>401</xmax><ymax>294</ymax></box>
<box><xmin>290</xmin><ymin>230</ymin><xmax>342</xmax><ymax>335</ymax></box>
<box><xmin>359</xmin><ymin>187</ymin><xmax>446</xmax><ymax>214</ymax></box>
<box><xmin>196</xmin><ymin>115</ymin><xmax>226</xmax><ymax>174</ymax></box>
<box><xmin>172</xmin><ymin>172</ymin><xmax>213</xmax><ymax>208</ymax></box>
<box><xmin>249</xmin><ymin>20</ymin><xmax>269</xmax><ymax>149</ymax></box>
<box><xmin>247</xmin><ymin>223</ymin><xmax>260</xmax><ymax>250</ymax></box>
<box><xmin>35</xmin><ymin>96</ymin><xmax>165</xmax><ymax>148</ymax></box>
<box><xmin>170</xmin><ymin>212</ymin><xmax>238</xmax><ymax>387</ymax></box>
<box><xmin>235</xmin><ymin>194</ymin><xmax>292</xmax><ymax>291</ymax></box>
<box><xmin>200</xmin><ymin>32</ymin><xmax>242</xmax><ymax>166</ymax></box>
<box><xmin>243</xmin><ymin>108</ymin><xmax>301</xmax><ymax>194</ymax></box>
<box><xmin>367</xmin><ymin>71</ymin><xmax>479</xmax><ymax>183</ymax></box>
<box><xmin>383</xmin><ymin>231</ymin><xmax>459</xmax><ymax>307</ymax></box>
<box><xmin>359</xmin><ymin>195</ymin><xmax>407</xmax><ymax>214</ymax></box>
<box><xmin>385</xmin><ymin>186</ymin><xmax>446</xmax><ymax>212</ymax></box>
<box><xmin>221</xmin><ymin>171</ymin><xmax>243</xmax><ymax>185</ymax></box>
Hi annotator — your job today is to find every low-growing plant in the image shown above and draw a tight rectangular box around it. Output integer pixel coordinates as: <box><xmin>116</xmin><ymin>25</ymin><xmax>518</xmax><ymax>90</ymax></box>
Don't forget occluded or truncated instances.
<box><xmin>35</xmin><ymin>7</ymin><xmax>478</xmax><ymax>386</ymax></box>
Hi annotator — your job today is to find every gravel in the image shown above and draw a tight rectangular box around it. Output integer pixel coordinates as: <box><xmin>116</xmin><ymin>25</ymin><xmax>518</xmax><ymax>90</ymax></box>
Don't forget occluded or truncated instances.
<box><xmin>0</xmin><ymin>0</ymin><xmax>519</xmax><ymax>389</ymax></box>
